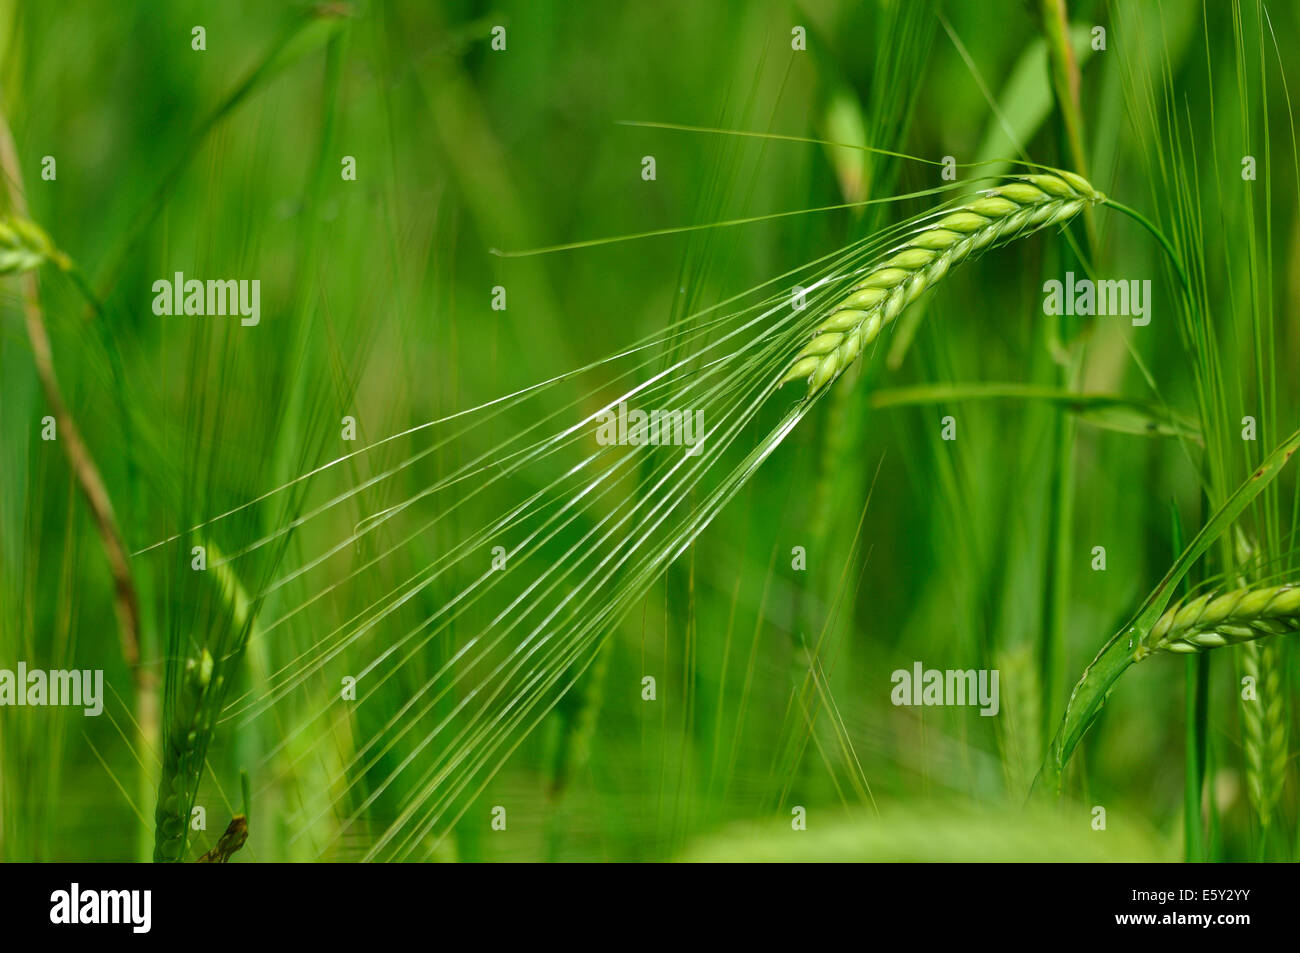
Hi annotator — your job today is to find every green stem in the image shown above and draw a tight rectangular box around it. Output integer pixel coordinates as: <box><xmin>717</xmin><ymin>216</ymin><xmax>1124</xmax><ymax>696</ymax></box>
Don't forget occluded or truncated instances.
<box><xmin>1184</xmin><ymin>654</ymin><xmax>1209</xmax><ymax>860</ymax></box>
<box><xmin>1102</xmin><ymin>197</ymin><xmax>1195</xmax><ymax>303</ymax></box>
<box><xmin>1040</xmin><ymin>394</ymin><xmax>1075</xmax><ymax>746</ymax></box>
<box><xmin>1039</xmin><ymin>0</ymin><xmax>1097</xmax><ymax>253</ymax></box>
<box><xmin>1037</xmin><ymin>0</ymin><xmax>1092</xmax><ymax>756</ymax></box>
<box><xmin>1170</xmin><ymin>503</ymin><xmax>1209</xmax><ymax>862</ymax></box>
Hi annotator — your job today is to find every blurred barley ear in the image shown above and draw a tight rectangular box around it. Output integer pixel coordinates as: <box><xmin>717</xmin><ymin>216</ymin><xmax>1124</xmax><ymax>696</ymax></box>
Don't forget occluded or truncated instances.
<box><xmin>1230</xmin><ymin>533</ymin><xmax>1288</xmax><ymax>839</ymax></box>
<box><xmin>154</xmin><ymin>650</ymin><xmax>215</xmax><ymax>861</ymax></box>
<box><xmin>1240</xmin><ymin>640</ymin><xmax>1287</xmax><ymax>831</ymax></box>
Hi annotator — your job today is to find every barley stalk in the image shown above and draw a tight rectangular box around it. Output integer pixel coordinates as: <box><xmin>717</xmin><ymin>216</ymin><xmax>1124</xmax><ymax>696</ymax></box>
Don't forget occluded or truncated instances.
<box><xmin>781</xmin><ymin>171</ymin><xmax>1104</xmax><ymax>393</ymax></box>
<box><xmin>1138</xmin><ymin>585</ymin><xmax>1300</xmax><ymax>657</ymax></box>
<box><xmin>153</xmin><ymin>649</ymin><xmax>218</xmax><ymax>862</ymax></box>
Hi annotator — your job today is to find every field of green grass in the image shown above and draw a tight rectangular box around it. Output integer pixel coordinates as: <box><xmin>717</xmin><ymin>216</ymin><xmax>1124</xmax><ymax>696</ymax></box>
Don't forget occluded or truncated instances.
<box><xmin>1</xmin><ymin>0</ymin><xmax>1298</xmax><ymax>863</ymax></box>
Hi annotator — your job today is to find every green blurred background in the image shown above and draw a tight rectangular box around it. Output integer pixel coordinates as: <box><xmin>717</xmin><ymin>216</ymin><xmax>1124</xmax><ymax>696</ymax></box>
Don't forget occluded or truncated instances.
<box><xmin>1</xmin><ymin>0</ymin><xmax>1297</xmax><ymax>861</ymax></box>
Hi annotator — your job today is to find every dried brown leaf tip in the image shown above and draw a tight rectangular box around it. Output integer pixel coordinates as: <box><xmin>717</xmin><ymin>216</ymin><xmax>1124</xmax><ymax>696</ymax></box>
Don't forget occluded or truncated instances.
<box><xmin>197</xmin><ymin>815</ymin><xmax>249</xmax><ymax>864</ymax></box>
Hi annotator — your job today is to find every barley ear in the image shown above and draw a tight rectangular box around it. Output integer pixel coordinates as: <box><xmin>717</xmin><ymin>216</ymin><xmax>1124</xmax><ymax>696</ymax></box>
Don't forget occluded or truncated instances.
<box><xmin>1139</xmin><ymin>585</ymin><xmax>1300</xmax><ymax>656</ymax></box>
<box><xmin>782</xmin><ymin>170</ymin><xmax>1104</xmax><ymax>394</ymax></box>
<box><xmin>152</xmin><ymin>648</ymin><xmax>217</xmax><ymax>862</ymax></box>
<box><xmin>1241</xmin><ymin>640</ymin><xmax>1288</xmax><ymax>827</ymax></box>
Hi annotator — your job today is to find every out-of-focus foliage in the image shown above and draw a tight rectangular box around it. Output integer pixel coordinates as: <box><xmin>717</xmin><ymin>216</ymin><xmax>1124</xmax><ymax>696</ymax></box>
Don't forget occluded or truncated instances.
<box><xmin>1</xmin><ymin>0</ymin><xmax>1296</xmax><ymax>862</ymax></box>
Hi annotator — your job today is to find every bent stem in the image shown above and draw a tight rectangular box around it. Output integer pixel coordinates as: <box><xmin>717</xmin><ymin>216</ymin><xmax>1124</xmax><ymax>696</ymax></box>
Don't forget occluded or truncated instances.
<box><xmin>1034</xmin><ymin>426</ymin><xmax>1300</xmax><ymax>796</ymax></box>
<box><xmin>1102</xmin><ymin>197</ymin><xmax>1194</xmax><ymax>304</ymax></box>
